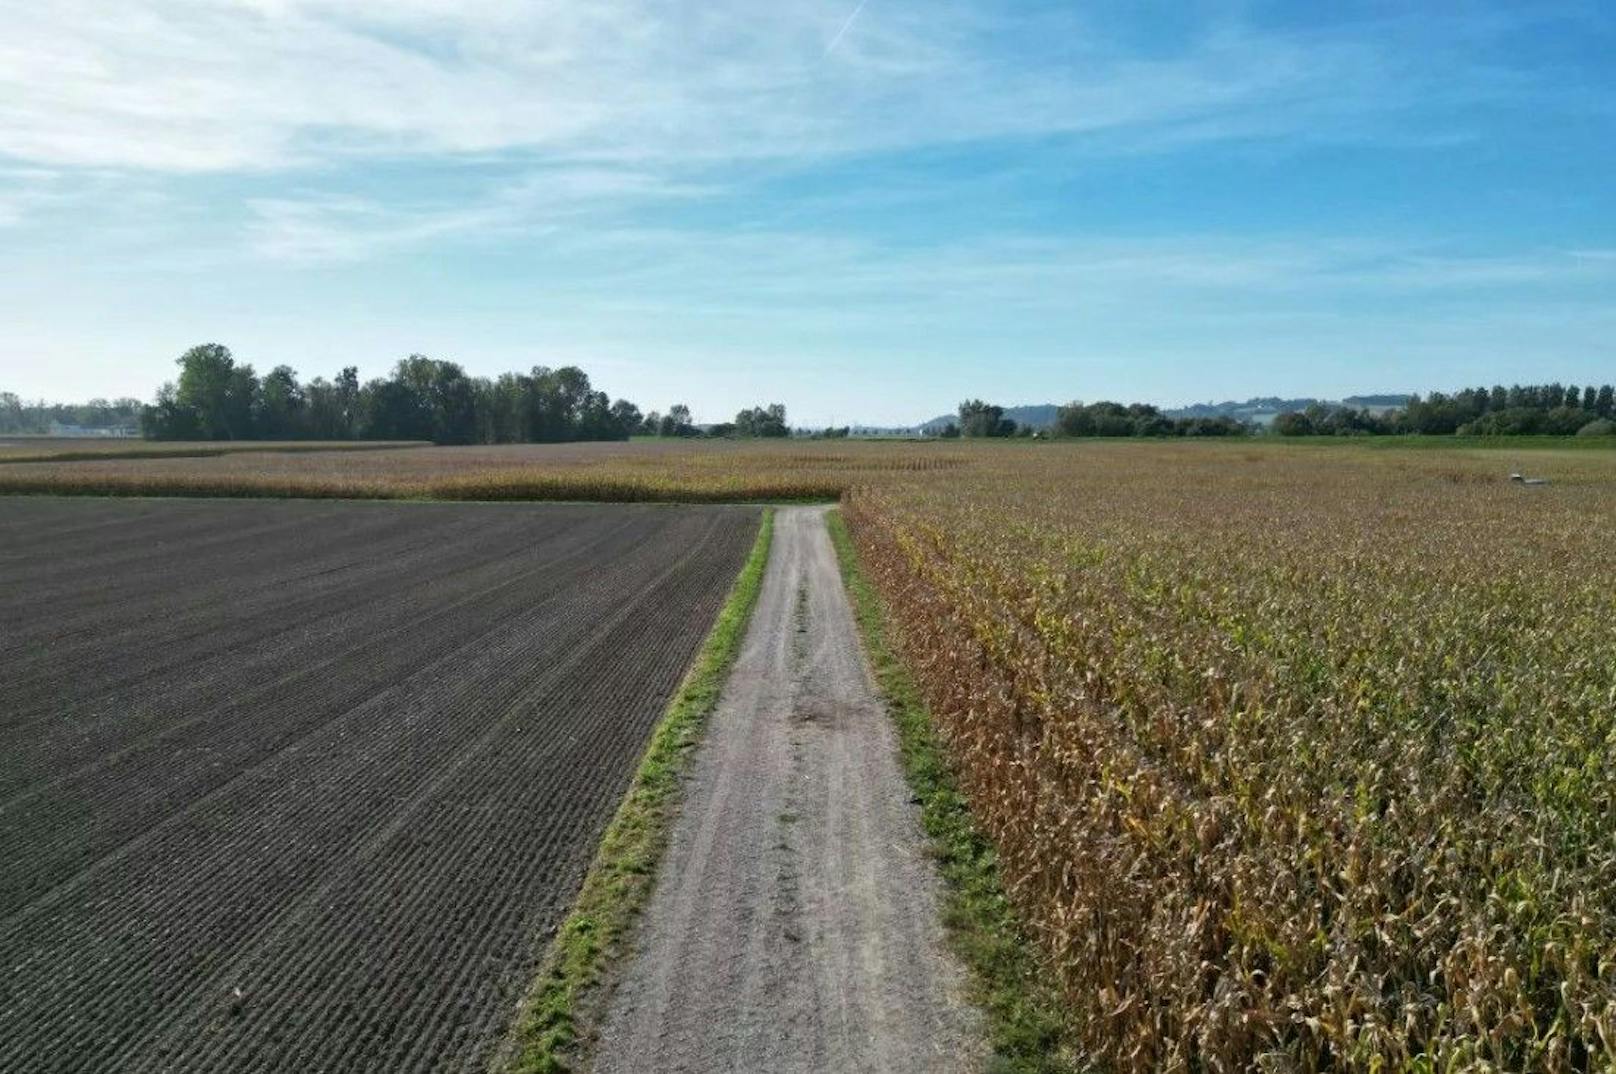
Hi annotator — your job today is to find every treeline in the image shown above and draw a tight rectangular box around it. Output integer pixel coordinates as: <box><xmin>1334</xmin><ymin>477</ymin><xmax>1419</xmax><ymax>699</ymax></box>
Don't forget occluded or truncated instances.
<box><xmin>1</xmin><ymin>394</ymin><xmax>142</xmax><ymax>435</ymax></box>
<box><xmin>939</xmin><ymin>399</ymin><xmax>1248</xmax><ymax>438</ymax></box>
<box><xmin>139</xmin><ymin>343</ymin><xmax>790</xmax><ymax>444</ymax></box>
<box><xmin>1054</xmin><ymin>401</ymin><xmax>1248</xmax><ymax>438</ymax></box>
<box><xmin>1276</xmin><ymin>383</ymin><xmax>1616</xmax><ymax>437</ymax></box>
<box><xmin>702</xmin><ymin>404</ymin><xmax>790</xmax><ymax>440</ymax></box>
<box><xmin>142</xmin><ymin>344</ymin><xmax>646</xmax><ymax>443</ymax></box>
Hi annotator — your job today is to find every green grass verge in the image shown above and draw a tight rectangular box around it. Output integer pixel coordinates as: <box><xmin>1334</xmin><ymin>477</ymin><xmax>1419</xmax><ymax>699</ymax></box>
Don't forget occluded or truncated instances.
<box><xmin>826</xmin><ymin>508</ymin><xmax>1086</xmax><ymax>1074</ymax></box>
<box><xmin>1274</xmin><ymin>433</ymin><xmax>1616</xmax><ymax>450</ymax></box>
<box><xmin>499</xmin><ymin>506</ymin><xmax>774</xmax><ymax>1074</ymax></box>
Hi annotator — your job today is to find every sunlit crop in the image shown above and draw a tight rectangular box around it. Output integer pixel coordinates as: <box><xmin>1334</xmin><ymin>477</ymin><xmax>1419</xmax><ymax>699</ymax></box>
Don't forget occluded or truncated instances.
<box><xmin>845</xmin><ymin>442</ymin><xmax>1616</xmax><ymax>1071</ymax></box>
<box><xmin>0</xmin><ymin>439</ymin><xmax>964</xmax><ymax>501</ymax></box>
<box><xmin>0</xmin><ymin>437</ymin><xmax>427</xmax><ymax>463</ymax></box>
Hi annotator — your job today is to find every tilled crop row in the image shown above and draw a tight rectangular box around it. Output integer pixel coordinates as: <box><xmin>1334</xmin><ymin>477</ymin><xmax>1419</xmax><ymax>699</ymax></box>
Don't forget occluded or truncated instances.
<box><xmin>0</xmin><ymin>498</ymin><xmax>759</xmax><ymax>1074</ymax></box>
<box><xmin>0</xmin><ymin>511</ymin><xmax>668</xmax><ymax>906</ymax></box>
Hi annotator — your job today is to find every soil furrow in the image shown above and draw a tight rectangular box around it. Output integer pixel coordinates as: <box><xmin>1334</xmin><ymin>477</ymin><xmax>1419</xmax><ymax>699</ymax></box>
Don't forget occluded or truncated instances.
<box><xmin>0</xmin><ymin>499</ymin><xmax>757</xmax><ymax>1074</ymax></box>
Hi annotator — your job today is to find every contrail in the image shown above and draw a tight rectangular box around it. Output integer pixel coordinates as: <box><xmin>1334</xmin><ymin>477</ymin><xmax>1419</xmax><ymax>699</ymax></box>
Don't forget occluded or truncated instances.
<box><xmin>822</xmin><ymin>0</ymin><xmax>869</xmax><ymax>58</ymax></box>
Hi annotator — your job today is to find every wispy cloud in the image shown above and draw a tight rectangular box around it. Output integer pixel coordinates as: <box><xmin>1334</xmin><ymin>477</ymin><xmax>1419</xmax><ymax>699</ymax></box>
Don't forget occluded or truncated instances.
<box><xmin>243</xmin><ymin>164</ymin><xmax>712</xmax><ymax>261</ymax></box>
<box><xmin>822</xmin><ymin>0</ymin><xmax>869</xmax><ymax>59</ymax></box>
<box><xmin>244</xmin><ymin>195</ymin><xmax>494</xmax><ymax>261</ymax></box>
<box><xmin>0</xmin><ymin>1</ymin><xmax>1581</xmax><ymax>176</ymax></box>
<box><xmin>518</xmin><ymin>228</ymin><xmax>1616</xmax><ymax>315</ymax></box>
<box><xmin>0</xmin><ymin>168</ymin><xmax>57</xmax><ymax>227</ymax></box>
<box><xmin>0</xmin><ymin>1</ymin><xmax>1599</xmax><ymax>249</ymax></box>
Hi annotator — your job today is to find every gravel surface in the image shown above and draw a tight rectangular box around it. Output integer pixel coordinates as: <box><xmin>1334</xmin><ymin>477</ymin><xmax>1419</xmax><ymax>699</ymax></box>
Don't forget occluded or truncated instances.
<box><xmin>0</xmin><ymin>498</ymin><xmax>757</xmax><ymax>1074</ymax></box>
<box><xmin>595</xmin><ymin>506</ymin><xmax>983</xmax><ymax>1074</ymax></box>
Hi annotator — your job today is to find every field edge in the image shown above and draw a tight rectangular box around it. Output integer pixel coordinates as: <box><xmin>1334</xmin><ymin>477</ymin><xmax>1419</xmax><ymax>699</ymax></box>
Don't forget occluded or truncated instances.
<box><xmin>0</xmin><ymin>477</ymin><xmax>842</xmax><ymax>504</ymax></box>
<box><xmin>495</xmin><ymin>505</ymin><xmax>776</xmax><ymax>1074</ymax></box>
<box><xmin>0</xmin><ymin>440</ymin><xmax>431</xmax><ymax>465</ymax></box>
<box><xmin>826</xmin><ymin>507</ymin><xmax>1088</xmax><ymax>1074</ymax></box>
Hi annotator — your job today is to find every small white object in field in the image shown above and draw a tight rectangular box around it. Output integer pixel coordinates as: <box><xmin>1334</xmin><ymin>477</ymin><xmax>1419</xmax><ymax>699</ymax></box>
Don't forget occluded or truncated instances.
<box><xmin>1510</xmin><ymin>472</ymin><xmax>1550</xmax><ymax>486</ymax></box>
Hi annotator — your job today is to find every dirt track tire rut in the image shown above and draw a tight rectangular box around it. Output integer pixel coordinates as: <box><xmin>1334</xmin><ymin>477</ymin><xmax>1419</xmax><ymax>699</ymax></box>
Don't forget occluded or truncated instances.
<box><xmin>595</xmin><ymin>506</ymin><xmax>983</xmax><ymax>1073</ymax></box>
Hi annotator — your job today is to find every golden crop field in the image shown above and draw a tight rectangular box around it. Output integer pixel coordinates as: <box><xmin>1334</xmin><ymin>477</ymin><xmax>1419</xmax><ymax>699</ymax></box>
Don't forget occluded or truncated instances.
<box><xmin>844</xmin><ymin>442</ymin><xmax>1616</xmax><ymax>1071</ymax></box>
<box><xmin>0</xmin><ymin>438</ymin><xmax>428</xmax><ymax>464</ymax></box>
<box><xmin>0</xmin><ymin>438</ymin><xmax>964</xmax><ymax>501</ymax></box>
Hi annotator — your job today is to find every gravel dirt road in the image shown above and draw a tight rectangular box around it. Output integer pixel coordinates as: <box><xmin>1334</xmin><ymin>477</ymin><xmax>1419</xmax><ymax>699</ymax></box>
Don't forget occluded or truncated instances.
<box><xmin>595</xmin><ymin>505</ymin><xmax>983</xmax><ymax>1073</ymax></box>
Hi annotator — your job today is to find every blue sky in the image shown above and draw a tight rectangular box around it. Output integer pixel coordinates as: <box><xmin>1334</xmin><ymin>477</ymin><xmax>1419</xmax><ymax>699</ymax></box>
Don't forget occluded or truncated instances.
<box><xmin>1</xmin><ymin>0</ymin><xmax>1613</xmax><ymax>426</ymax></box>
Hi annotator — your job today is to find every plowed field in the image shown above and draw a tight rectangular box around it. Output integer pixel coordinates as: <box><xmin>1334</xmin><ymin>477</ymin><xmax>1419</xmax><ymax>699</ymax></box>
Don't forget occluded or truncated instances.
<box><xmin>0</xmin><ymin>498</ymin><xmax>759</xmax><ymax>1073</ymax></box>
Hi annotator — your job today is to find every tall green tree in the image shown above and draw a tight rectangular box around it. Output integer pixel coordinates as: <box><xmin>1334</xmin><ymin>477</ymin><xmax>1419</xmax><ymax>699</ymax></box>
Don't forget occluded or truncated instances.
<box><xmin>258</xmin><ymin>365</ymin><xmax>306</xmax><ymax>439</ymax></box>
<box><xmin>174</xmin><ymin>343</ymin><xmax>258</xmax><ymax>439</ymax></box>
<box><xmin>735</xmin><ymin>404</ymin><xmax>789</xmax><ymax>437</ymax></box>
<box><xmin>609</xmin><ymin>399</ymin><xmax>644</xmax><ymax>437</ymax></box>
<box><xmin>659</xmin><ymin>404</ymin><xmax>694</xmax><ymax>437</ymax></box>
<box><xmin>141</xmin><ymin>382</ymin><xmax>201</xmax><ymax>439</ymax></box>
<box><xmin>958</xmin><ymin>399</ymin><xmax>1015</xmax><ymax>437</ymax></box>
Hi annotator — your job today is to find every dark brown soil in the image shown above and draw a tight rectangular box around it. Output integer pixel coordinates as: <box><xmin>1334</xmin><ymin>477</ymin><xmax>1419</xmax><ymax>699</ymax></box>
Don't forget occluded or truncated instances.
<box><xmin>0</xmin><ymin>498</ymin><xmax>758</xmax><ymax>1073</ymax></box>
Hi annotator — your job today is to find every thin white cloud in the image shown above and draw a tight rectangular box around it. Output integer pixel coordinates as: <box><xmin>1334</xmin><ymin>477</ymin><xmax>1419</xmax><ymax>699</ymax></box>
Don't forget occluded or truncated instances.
<box><xmin>0</xmin><ymin>1</ymin><xmax>1565</xmax><ymax>175</ymax></box>
<box><xmin>243</xmin><ymin>195</ymin><xmax>490</xmax><ymax>261</ymax></box>
<box><xmin>517</xmin><ymin>229</ymin><xmax>1616</xmax><ymax>316</ymax></box>
<box><xmin>0</xmin><ymin>164</ymin><xmax>59</xmax><ymax>221</ymax></box>
<box><xmin>0</xmin><ymin>166</ymin><xmax>143</xmax><ymax>228</ymax></box>
<box><xmin>822</xmin><ymin>0</ymin><xmax>869</xmax><ymax>59</ymax></box>
<box><xmin>243</xmin><ymin>165</ymin><xmax>711</xmax><ymax>260</ymax></box>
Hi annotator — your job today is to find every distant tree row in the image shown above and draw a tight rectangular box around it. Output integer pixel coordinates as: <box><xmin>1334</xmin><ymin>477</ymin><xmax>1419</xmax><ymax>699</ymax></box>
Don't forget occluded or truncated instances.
<box><xmin>1</xmin><ymin>393</ymin><xmax>143</xmax><ymax>435</ymax></box>
<box><xmin>1055</xmin><ymin>401</ymin><xmax>1248</xmax><ymax>438</ymax></box>
<box><xmin>734</xmin><ymin>404</ymin><xmax>790</xmax><ymax>438</ymax></box>
<box><xmin>643</xmin><ymin>402</ymin><xmax>791</xmax><ymax>439</ymax></box>
<box><xmin>642</xmin><ymin>404</ymin><xmax>696</xmax><ymax>438</ymax></box>
<box><xmin>138</xmin><ymin>344</ymin><xmax>792</xmax><ymax>444</ymax></box>
<box><xmin>1274</xmin><ymin>382</ymin><xmax>1616</xmax><ymax>437</ymax></box>
<box><xmin>141</xmin><ymin>344</ymin><xmax>643</xmax><ymax>444</ymax></box>
<box><xmin>936</xmin><ymin>399</ymin><xmax>1248</xmax><ymax>439</ymax></box>
<box><xmin>706</xmin><ymin>405</ymin><xmax>790</xmax><ymax>438</ymax></box>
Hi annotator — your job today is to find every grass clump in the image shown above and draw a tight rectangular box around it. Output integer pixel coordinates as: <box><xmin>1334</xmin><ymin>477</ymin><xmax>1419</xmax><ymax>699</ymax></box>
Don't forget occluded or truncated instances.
<box><xmin>499</xmin><ymin>507</ymin><xmax>774</xmax><ymax>1074</ymax></box>
<box><xmin>825</xmin><ymin>508</ymin><xmax>1085</xmax><ymax>1074</ymax></box>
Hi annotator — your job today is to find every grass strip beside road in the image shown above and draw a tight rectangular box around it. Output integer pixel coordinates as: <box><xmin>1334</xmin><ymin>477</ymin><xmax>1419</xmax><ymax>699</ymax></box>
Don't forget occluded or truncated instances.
<box><xmin>500</xmin><ymin>507</ymin><xmax>775</xmax><ymax>1074</ymax></box>
<box><xmin>826</xmin><ymin>508</ymin><xmax>1086</xmax><ymax>1074</ymax></box>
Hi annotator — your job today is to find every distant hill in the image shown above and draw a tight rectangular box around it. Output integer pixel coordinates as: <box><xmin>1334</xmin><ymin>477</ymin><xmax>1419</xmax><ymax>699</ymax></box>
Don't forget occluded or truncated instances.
<box><xmin>918</xmin><ymin>404</ymin><xmax>1060</xmax><ymax>433</ymax></box>
<box><xmin>1342</xmin><ymin>394</ymin><xmax>1415</xmax><ymax>409</ymax></box>
<box><xmin>1169</xmin><ymin>395</ymin><xmax>1409</xmax><ymax>416</ymax></box>
<box><xmin>1167</xmin><ymin>397</ymin><xmax>1319</xmax><ymax>419</ymax></box>
<box><xmin>915</xmin><ymin>396</ymin><xmax>1412</xmax><ymax>431</ymax></box>
<box><xmin>1167</xmin><ymin>395</ymin><xmax>1411</xmax><ymax>424</ymax></box>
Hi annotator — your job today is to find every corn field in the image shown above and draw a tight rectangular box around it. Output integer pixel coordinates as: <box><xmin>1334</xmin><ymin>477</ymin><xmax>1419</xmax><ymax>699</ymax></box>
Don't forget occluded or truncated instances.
<box><xmin>843</xmin><ymin>442</ymin><xmax>1616</xmax><ymax>1072</ymax></box>
<box><xmin>0</xmin><ymin>439</ymin><xmax>962</xmax><ymax>501</ymax></box>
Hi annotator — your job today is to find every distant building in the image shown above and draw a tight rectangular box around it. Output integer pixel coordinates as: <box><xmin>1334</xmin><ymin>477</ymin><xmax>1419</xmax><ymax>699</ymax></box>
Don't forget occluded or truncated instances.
<box><xmin>48</xmin><ymin>422</ymin><xmax>137</xmax><ymax>438</ymax></box>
